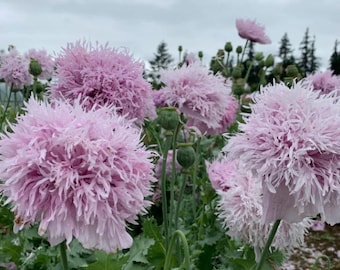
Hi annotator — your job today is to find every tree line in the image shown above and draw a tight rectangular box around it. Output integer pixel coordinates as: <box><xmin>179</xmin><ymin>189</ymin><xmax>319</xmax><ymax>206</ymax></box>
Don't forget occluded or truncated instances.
<box><xmin>148</xmin><ymin>28</ymin><xmax>340</xmax><ymax>89</ymax></box>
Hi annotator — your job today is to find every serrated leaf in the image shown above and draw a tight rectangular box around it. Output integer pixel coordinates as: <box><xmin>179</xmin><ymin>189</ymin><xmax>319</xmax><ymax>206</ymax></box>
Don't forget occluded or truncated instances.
<box><xmin>87</xmin><ymin>251</ymin><xmax>129</xmax><ymax>270</ymax></box>
<box><xmin>122</xmin><ymin>234</ymin><xmax>154</xmax><ymax>269</ymax></box>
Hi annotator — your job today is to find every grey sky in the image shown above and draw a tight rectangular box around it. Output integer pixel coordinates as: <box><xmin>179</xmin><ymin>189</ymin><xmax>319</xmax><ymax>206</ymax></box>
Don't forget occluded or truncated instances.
<box><xmin>1</xmin><ymin>0</ymin><xmax>339</xmax><ymax>70</ymax></box>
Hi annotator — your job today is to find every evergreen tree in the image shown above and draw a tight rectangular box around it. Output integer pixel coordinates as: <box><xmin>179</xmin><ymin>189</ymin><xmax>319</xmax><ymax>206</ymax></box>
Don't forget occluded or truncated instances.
<box><xmin>330</xmin><ymin>40</ymin><xmax>340</xmax><ymax>75</ymax></box>
<box><xmin>278</xmin><ymin>33</ymin><xmax>294</xmax><ymax>63</ymax></box>
<box><xmin>276</xmin><ymin>33</ymin><xmax>296</xmax><ymax>80</ymax></box>
<box><xmin>148</xmin><ymin>41</ymin><xmax>174</xmax><ymax>89</ymax></box>
<box><xmin>298</xmin><ymin>28</ymin><xmax>310</xmax><ymax>77</ymax></box>
<box><xmin>309</xmin><ymin>36</ymin><xmax>320</xmax><ymax>73</ymax></box>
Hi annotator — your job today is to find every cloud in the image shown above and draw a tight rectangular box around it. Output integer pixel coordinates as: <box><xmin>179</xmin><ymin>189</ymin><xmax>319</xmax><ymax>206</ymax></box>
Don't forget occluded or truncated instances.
<box><xmin>0</xmin><ymin>0</ymin><xmax>338</xmax><ymax>69</ymax></box>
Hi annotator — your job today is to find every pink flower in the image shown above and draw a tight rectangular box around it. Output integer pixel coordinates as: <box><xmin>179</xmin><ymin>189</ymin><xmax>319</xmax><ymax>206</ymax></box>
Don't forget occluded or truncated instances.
<box><xmin>158</xmin><ymin>62</ymin><xmax>237</xmax><ymax>135</ymax></box>
<box><xmin>305</xmin><ymin>70</ymin><xmax>340</xmax><ymax>95</ymax></box>
<box><xmin>235</xmin><ymin>19</ymin><xmax>271</xmax><ymax>44</ymax></box>
<box><xmin>0</xmin><ymin>97</ymin><xmax>156</xmax><ymax>252</ymax></box>
<box><xmin>152</xmin><ymin>90</ymin><xmax>167</xmax><ymax>107</ymax></box>
<box><xmin>184</xmin><ymin>52</ymin><xmax>198</xmax><ymax>66</ymax></box>
<box><xmin>205</xmin><ymin>158</ymin><xmax>237</xmax><ymax>191</ymax></box>
<box><xmin>310</xmin><ymin>220</ymin><xmax>325</xmax><ymax>231</ymax></box>
<box><xmin>154</xmin><ymin>150</ymin><xmax>181</xmax><ymax>179</ymax></box>
<box><xmin>50</xmin><ymin>41</ymin><xmax>156</xmax><ymax>123</ymax></box>
<box><xmin>25</xmin><ymin>49</ymin><xmax>55</xmax><ymax>80</ymax></box>
<box><xmin>208</xmin><ymin>158</ymin><xmax>311</xmax><ymax>261</ymax></box>
<box><xmin>224</xmin><ymin>81</ymin><xmax>340</xmax><ymax>224</ymax></box>
<box><xmin>0</xmin><ymin>49</ymin><xmax>32</xmax><ymax>88</ymax></box>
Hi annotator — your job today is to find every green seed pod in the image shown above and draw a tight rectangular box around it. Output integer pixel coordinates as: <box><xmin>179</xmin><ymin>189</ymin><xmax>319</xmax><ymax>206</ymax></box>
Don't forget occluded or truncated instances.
<box><xmin>157</xmin><ymin>107</ymin><xmax>179</xmax><ymax>130</ymax></box>
<box><xmin>29</xmin><ymin>58</ymin><xmax>42</xmax><ymax>77</ymax></box>
<box><xmin>176</xmin><ymin>143</ymin><xmax>196</xmax><ymax>169</ymax></box>
<box><xmin>236</xmin><ymin>45</ymin><xmax>243</xmax><ymax>54</ymax></box>
<box><xmin>224</xmin><ymin>42</ymin><xmax>233</xmax><ymax>53</ymax></box>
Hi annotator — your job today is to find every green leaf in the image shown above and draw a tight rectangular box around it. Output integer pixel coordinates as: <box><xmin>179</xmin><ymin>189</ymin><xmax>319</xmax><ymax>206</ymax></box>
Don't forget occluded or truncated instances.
<box><xmin>87</xmin><ymin>251</ymin><xmax>129</xmax><ymax>270</ymax></box>
<box><xmin>142</xmin><ymin>218</ymin><xmax>166</xmax><ymax>269</ymax></box>
<box><xmin>123</xmin><ymin>234</ymin><xmax>154</xmax><ymax>270</ymax></box>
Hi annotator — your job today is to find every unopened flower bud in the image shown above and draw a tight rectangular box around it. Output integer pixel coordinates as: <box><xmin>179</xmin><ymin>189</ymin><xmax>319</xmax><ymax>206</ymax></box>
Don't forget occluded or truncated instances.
<box><xmin>35</xmin><ymin>81</ymin><xmax>45</xmax><ymax>94</ymax></box>
<box><xmin>178</xmin><ymin>45</ymin><xmax>183</xmax><ymax>52</ymax></box>
<box><xmin>158</xmin><ymin>107</ymin><xmax>179</xmax><ymax>130</ymax></box>
<box><xmin>217</xmin><ymin>49</ymin><xmax>225</xmax><ymax>59</ymax></box>
<box><xmin>176</xmin><ymin>143</ymin><xmax>196</xmax><ymax>169</ymax></box>
<box><xmin>29</xmin><ymin>59</ymin><xmax>42</xmax><ymax>77</ymax></box>
<box><xmin>265</xmin><ymin>54</ymin><xmax>274</xmax><ymax>67</ymax></box>
<box><xmin>198</xmin><ymin>51</ymin><xmax>203</xmax><ymax>60</ymax></box>
<box><xmin>236</xmin><ymin>46</ymin><xmax>243</xmax><ymax>54</ymax></box>
<box><xmin>232</xmin><ymin>78</ymin><xmax>245</xmax><ymax>96</ymax></box>
<box><xmin>254</xmin><ymin>52</ymin><xmax>264</xmax><ymax>62</ymax></box>
<box><xmin>232</xmin><ymin>65</ymin><xmax>243</xmax><ymax>79</ymax></box>
<box><xmin>286</xmin><ymin>65</ymin><xmax>299</xmax><ymax>77</ymax></box>
<box><xmin>272</xmin><ymin>64</ymin><xmax>283</xmax><ymax>76</ymax></box>
<box><xmin>224</xmin><ymin>42</ymin><xmax>233</xmax><ymax>53</ymax></box>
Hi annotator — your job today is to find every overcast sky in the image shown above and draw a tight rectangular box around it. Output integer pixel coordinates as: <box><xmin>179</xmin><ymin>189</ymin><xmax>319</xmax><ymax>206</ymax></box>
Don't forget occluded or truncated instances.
<box><xmin>1</xmin><ymin>0</ymin><xmax>339</xmax><ymax>70</ymax></box>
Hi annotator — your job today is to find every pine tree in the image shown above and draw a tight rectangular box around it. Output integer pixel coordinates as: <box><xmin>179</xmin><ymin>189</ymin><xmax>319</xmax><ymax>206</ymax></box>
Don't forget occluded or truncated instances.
<box><xmin>276</xmin><ymin>33</ymin><xmax>296</xmax><ymax>79</ymax></box>
<box><xmin>298</xmin><ymin>28</ymin><xmax>310</xmax><ymax>77</ymax></box>
<box><xmin>330</xmin><ymin>40</ymin><xmax>340</xmax><ymax>75</ymax></box>
<box><xmin>278</xmin><ymin>33</ymin><xmax>293</xmax><ymax>63</ymax></box>
<box><xmin>298</xmin><ymin>28</ymin><xmax>320</xmax><ymax>76</ymax></box>
<box><xmin>308</xmin><ymin>36</ymin><xmax>320</xmax><ymax>73</ymax></box>
<box><xmin>148</xmin><ymin>41</ymin><xmax>174</xmax><ymax>89</ymax></box>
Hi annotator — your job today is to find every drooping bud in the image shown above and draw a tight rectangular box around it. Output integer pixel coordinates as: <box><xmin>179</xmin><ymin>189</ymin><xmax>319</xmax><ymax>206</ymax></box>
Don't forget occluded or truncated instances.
<box><xmin>29</xmin><ymin>58</ymin><xmax>42</xmax><ymax>77</ymax></box>
<box><xmin>254</xmin><ymin>52</ymin><xmax>264</xmax><ymax>62</ymax></box>
<box><xmin>264</xmin><ymin>54</ymin><xmax>274</xmax><ymax>67</ymax></box>
<box><xmin>286</xmin><ymin>65</ymin><xmax>299</xmax><ymax>77</ymax></box>
<box><xmin>157</xmin><ymin>107</ymin><xmax>179</xmax><ymax>131</ymax></box>
<box><xmin>176</xmin><ymin>143</ymin><xmax>196</xmax><ymax>169</ymax></box>
<box><xmin>272</xmin><ymin>64</ymin><xmax>283</xmax><ymax>77</ymax></box>
<box><xmin>224</xmin><ymin>42</ymin><xmax>233</xmax><ymax>53</ymax></box>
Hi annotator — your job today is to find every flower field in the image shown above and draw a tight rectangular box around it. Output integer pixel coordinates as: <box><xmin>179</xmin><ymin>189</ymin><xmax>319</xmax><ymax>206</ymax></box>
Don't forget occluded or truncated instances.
<box><xmin>0</xmin><ymin>19</ymin><xmax>340</xmax><ymax>270</ymax></box>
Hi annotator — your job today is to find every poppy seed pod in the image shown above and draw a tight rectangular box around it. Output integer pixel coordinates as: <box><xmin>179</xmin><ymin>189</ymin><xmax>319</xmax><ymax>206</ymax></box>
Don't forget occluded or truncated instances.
<box><xmin>176</xmin><ymin>143</ymin><xmax>196</xmax><ymax>169</ymax></box>
<box><xmin>29</xmin><ymin>58</ymin><xmax>42</xmax><ymax>77</ymax></box>
<box><xmin>158</xmin><ymin>107</ymin><xmax>179</xmax><ymax>131</ymax></box>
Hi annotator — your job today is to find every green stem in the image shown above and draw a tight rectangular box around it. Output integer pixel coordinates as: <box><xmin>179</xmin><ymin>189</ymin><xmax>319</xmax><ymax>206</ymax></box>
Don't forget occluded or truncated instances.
<box><xmin>255</xmin><ymin>219</ymin><xmax>281</xmax><ymax>270</ymax></box>
<box><xmin>59</xmin><ymin>241</ymin><xmax>69</xmax><ymax>270</ymax></box>
<box><xmin>161</xmin><ymin>134</ymin><xmax>172</xmax><ymax>249</ymax></box>
<box><xmin>0</xmin><ymin>85</ymin><xmax>13</xmax><ymax>131</ymax></box>
<box><xmin>168</xmin><ymin>123</ymin><xmax>181</xmax><ymax>237</ymax></box>
<box><xmin>175</xmin><ymin>173</ymin><xmax>188</xmax><ymax>229</ymax></box>
<box><xmin>312</xmin><ymin>255</ymin><xmax>331</xmax><ymax>270</ymax></box>
<box><xmin>244</xmin><ymin>60</ymin><xmax>254</xmax><ymax>85</ymax></box>
<box><xmin>240</xmin><ymin>39</ymin><xmax>249</xmax><ymax>64</ymax></box>
<box><xmin>164</xmin><ymin>230</ymin><xmax>190</xmax><ymax>270</ymax></box>
<box><xmin>225</xmin><ymin>52</ymin><xmax>230</xmax><ymax>76</ymax></box>
<box><xmin>32</xmin><ymin>76</ymin><xmax>38</xmax><ymax>97</ymax></box>
<box><xmin>191</xmin><ymin>138</ymin><xmax>200</xmax><ymax>221</ymax></box>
